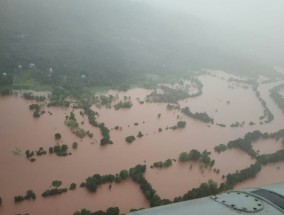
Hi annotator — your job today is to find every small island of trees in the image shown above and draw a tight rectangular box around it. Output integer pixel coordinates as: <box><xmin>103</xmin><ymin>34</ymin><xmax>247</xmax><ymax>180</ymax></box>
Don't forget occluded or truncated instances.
<box><xmin>181</xmin><ymin>107</ymin><xmax>214</xmax><ymax>124</ymax></box>
<box><xmin>14</xmin><ymin>190</ymin><xmax>36</xmax><ymax>203</ymax></box>
<box><xmin>125</xmin><ymin>136</ymin><xmax>136</xmax><ymax>143</ymax></box>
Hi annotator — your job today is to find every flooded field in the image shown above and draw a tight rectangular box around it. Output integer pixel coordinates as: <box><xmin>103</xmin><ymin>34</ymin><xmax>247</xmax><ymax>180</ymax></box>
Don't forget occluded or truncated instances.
<box><xmin>0</xmin><ymin>71</ymin><xmax>284</xmax><ymax>214</ymax></box>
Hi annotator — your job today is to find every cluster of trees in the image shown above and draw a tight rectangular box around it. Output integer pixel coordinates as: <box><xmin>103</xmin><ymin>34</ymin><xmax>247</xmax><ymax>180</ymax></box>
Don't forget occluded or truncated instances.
<box><xmin>25</xmin><ymin>143</ymin><xmax>72</xmax><ymax>161</ymax></box>
<box><xmin>42</xmin><ymin>188</ymin><xmax>68</xmax><ymax>197</ymax></box>
<box><xmin>98</xmin><ymin>123</ymin><xmax>113</xmax><ymax>145</ymax></box>
<box><xmin>146</xmin><ymin>85</ymin><xmax>189</xmax><ymax>104</ymax></box>
<box><xmin>187</xmin><ymin>77</ymin><xmax>203</xmax><ymax>98</ymax></box>
<box><xmin>82</xmin><ymin>173</ymin><xmax>118</xmax><ymax>192</ymax></box>
<box><xmin>181</xmin><ymin>107</ymin><xmax>214</xmax><ymax>124</ymax></box>
<box><xmin>70</xmin><ymin>183</ymin><xmax>77</xmax><ymax>190</ymax></box>
<box><xmin>270</xmin><ymin>83</ymin><xmax>284</xmax><ymax>113</ymax></box>
<box><xmin>177</xmin><ymin>121</ymin><xmax>186</xmax><ymax>128</ymax></box>
<box><xmin>257</xmin><ymin>150</ymin><xmax>284</xmax><ymax>165</ymax></box>
<box><xmin>74</xmin><ymin>207</ymin><xmax>119</xmax><ymax>215</ymax></box>
<box><xmin>0</xmin><ymin>196</ymin><xmax>2</xmax><ymax>205</ymax></box>
<box><xmin>174</xmin><ymin>180</ymin><xmax>219</xmax><ymax>202</ymax></box>
<box><xmin>0</xmin><ymin>88</ymin><xmax>11</xmax><ymax>96</ymax></box>
<box><xmin>23</xmin><ymin>92</ymin><xmax>46</xmax><ymax>101</ymax></box>
<box><xmin>166</xmin><ymin>104</ymin><xmax>180</xmax><ymax>111</ymax></box>
<box><xmin>95</xmin><ymin>94</ymin><xmax>115</xmax><ymax>108</ymax></box>
<box><xmin>227</xmin><ymin>138</ymin><xmax>256</xmax><ymax>157</ymax></box>
<box><xmin>49</xmin><ymin>144</ymin><xmax>70</xmax><ymax>157</ymax></box>
<box><xmin>52</xmin><ymin>180</ymin><xmax>62</xmax><ymax>187</ymax></box>
<box><xmin>81</xmin><ymin>102</ymin><xmax>98</xmax><ymax>127</ymax></box>
<box><xmin>80</xmin><ymin>102</ymin><xmax>113</xmax><ymax>146</ymax></box>
<box><xmin>151</xmin><ymin>159</ymin><xmax>173</xmax><ymax>169</ymax></box>
<box><xmin>14</xmin><ymin>190</ymin><xmax>36</xmax><ymax>203</ymax></box>
<box><xmin>65</xmin><ymin>112</ymin><xmax>93</xmax><ymax>138</ymax></box>
<box><xmin>54</xmin><ymin>133</ymin><xmax>62</xmax><ymax>140</ymax></box>
<box><xmin>253</xmin><ymin>84</ymin><xmax>274</xmax><ymax>123</ymax></box>
<box><xmin>230</xmin><ymin>121</ymin><xmax>245</xmax><ymax>128</ymax></box>
<box><xmin>125</xmin><ymin>136</ymin><xmax>136</xmax><ymax>144</ymax></box>
<box><xmin>214</xmin><ymin>144</ymin><xmax>227</xmax><ymax>153</ymax></box>
<box><xmin>113</xmin><ymin>100</ymin><xmax>132</xmax><ymax>110</ymax></box>
<box><xmin>179</xmin><ymin>150</ymin><xmax>214</xmax><ymax>167</ymax></box>
<box><xmin>29</xmin><ymin>103</ymin><xmax>42</xmax><ymax>118</ymax></box>
<box><xmin>25</xmin><ymin>147</ymin><xmax>47</xmax><ymax>162</ymax></box>
<box><xmin>226</xmin><ymin>162</ymin><xmax>261</xmax><ymax>187</ymax></box>
<box><xmin>47</xmin><ymin>87</ymin><xmax>70</xmax><ymax>107</ymax></box>
<box><xmin>226</xmin><ymin>129</ymin><xmax>284</xmax><ymax>157</ymax></box>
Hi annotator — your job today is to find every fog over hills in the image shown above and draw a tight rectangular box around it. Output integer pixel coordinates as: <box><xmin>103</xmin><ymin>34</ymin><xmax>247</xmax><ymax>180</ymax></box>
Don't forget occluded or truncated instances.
<box><xmin>0</xmin><ymin>0</ymin><xmax>281</xmax><ymax>88</ymax></box>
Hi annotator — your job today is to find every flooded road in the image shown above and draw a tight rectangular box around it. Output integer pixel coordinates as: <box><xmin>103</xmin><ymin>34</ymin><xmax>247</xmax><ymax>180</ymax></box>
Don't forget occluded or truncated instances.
<box><xmin>0</xmin><ymin>72</ymin><xmax>283</xmax><ymax>214</ymax></box>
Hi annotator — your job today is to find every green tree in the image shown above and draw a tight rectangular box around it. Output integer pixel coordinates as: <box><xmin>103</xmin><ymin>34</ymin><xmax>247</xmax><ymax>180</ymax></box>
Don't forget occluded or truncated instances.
<box><xmin>55</xmin><ymin>133</ymin><xmax>61</xmax><ymax>140</ymax></box>
<box><xmin>72</xmin><ymin>142</ymin><xmax>78</xmax><ymax>149</ymax></box>
<box><xmin>119</xmin><ymin>170</ymin><xmax>129</xmax><ymax>180</ymax></box>
<box><xmin>125</xmin><ymin>136</ymin><xmax>136</xmax><ymax>143</ymax></box>
<box><xmin>179</xmin><ymin>152</ymin><xmax>189</xmax><ymax>162</ymax></box>
<box><xmin>177</xmin><ymin>121</ymin><xmax>186</xmax><ymax>128</ymax></box>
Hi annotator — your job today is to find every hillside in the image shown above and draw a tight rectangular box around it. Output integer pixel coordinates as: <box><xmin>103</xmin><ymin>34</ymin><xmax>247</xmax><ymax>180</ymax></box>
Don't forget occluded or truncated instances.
<box><xmin>0</xmin><ymin>0</ymin><xmax>275</xmax><ymax>93</ymax></box>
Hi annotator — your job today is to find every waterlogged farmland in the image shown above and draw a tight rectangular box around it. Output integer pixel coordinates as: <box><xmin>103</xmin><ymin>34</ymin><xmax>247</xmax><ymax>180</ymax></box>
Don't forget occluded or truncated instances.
<box><xmin>0</xmin><ymin>70</ymin><xmax>284</xmax><ymax>214</ymax></box>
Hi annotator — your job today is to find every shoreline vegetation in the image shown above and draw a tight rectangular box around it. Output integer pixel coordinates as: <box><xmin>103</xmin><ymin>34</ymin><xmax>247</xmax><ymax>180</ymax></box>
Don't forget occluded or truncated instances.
<box><xmin>1</xmin><ymin>71</ymin><xmax>284</xmax><ymax>214</ymax></box>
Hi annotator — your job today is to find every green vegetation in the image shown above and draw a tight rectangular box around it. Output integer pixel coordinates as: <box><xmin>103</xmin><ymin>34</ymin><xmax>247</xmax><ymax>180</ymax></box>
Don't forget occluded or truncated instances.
<box><xmin>137</xmin><ymin>131</ymin><xmax>144</xmax><ymax>138</ymax></box>
<box><xmin>42</xmin><ymin>188</ymin><xmax>68</xmax><ymax>197</ymax></box>
<box><xmin>229</xmin><ymin>129</ymin><xmax>284</xmax><ymax>157</ymax></box>
<box><xmin>0</xmin><ymin>197</ymin><xmax>2</xmax><ymax>205</ymax></box>
<box><xmin>174</xmin><ymin>180</ymin><xmax>219</xmax><ymax>202</ymax></box>
<box><xmin>214</xmin><ymin>144</ymin><xmax>227</xmax><ymax>153</ymax></box>
<box><xmin>226</xmin><ymin>162</ymin><xmax>261</xmax><ymax>187</ymax></box>
<box><xmin>0</xmin><ymin>88</ymin><xmax>12</xmax><ymax>96</ymax></box>
<box><xmin>14</xmin><ymin>190</ymin><xmax>36</xmax><ymax>203</ymax></box>
<box><xmin>125</xmin><ymin>136</ymin><xmax>136</xmax><ymax>144</ymax></box>
<box><xmin>29</xmin><ymin>103</ymin><xmax>43</xmax><ymax>118</ymax></box>
<box><xmin>72</xmin><ymin>142</ymin><xmax>78</xmax><ymax>149</ymax></box>
<box><xmin>25</xmin><ymin>147</ymin><xmax>47</xmax><ymax>161</ymax></box>
<box><xmin>65</xmin><ymin>112</ymin><xmax>91</xmax><ymax>139</ymax></box>
<box><xmin>257</xmin><ymin>150</ymin><xmax>284</xmax><ymax>165</ymax></box>
<box><xmin>146</xmin><ymin>85</ymin><xmax>189</xmax><ymax>104</ymax></box>
<box><xmin>253</xmin><ymin>84</ymin><xmax>274</xmax><ymax>123</ymax></box>
<box><xmin>177</xmin><ymin>121</ymin><xmax>186</xmax><ymax>128</ymax></box>
<box><xmin>179</xmin><ymin>150</ymin><xmax>214</xmax><ymax>167</ymax></box>
<box><xmin>52</xmin><ymin>180</ymin><xmax>62</xmax><ymax>188</ymax></box>
<box><xmin>51</xmin><ymin>144</ymin><xmax>70</xmax><ymax>157</ymax></box>
<box><xmin>152</xmin><ymin>159</ymin><xmax>173</xmax><ymax>169</ymax></box>
<box><xmin>114</xmin><ymin>100</ymin><xmax>132</xmax><ymax>110</ymax></box>
<box><xmin>98</xmin><ymin>123</ymin><xmax>113</xmax><ymax>146</ymax></box>
<box><xmin>23</xmin><ymin>92</ymin><xmax>46</xmax><ymax>101</ymax></box>
<box><xmin>95</xmin><ymin>94</ymin><xmax>115</xmax><ymax>108</ymax></box>
<box><xmin>181</xmin><ymin>107</ymin><xmax>214</xmax><ymax>124</ymax></box>
<box><xmin>270</xmin><ymin>83</ymin><xmax>284</xmax><ymax>113</ymax></box>
<box><xmin>47</xmin><ymin>88</ymin><xmax>70</xmax><ymax>107</ymax></box>
<box><xmin>82</xmin><ymin>174</ymin><xmax>116</xmax><ymax>192</ymax></box>
<box><xmin>74</xmin><ymin>207</ymin><xmax>119</xmax><ymax>215</ymax></box>
<box><xmin>69</xmin><ymin>183</ymin><xmax>77</xmax><ymax>190</ymax></box>
<box><xmin>54</xmin><ymin>133</ymin><xmax>62</xmax><ymax>140</ymax></box>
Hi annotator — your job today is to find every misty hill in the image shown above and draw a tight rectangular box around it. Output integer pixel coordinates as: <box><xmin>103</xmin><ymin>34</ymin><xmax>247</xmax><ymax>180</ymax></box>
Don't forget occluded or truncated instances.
<box><xmin>0</xmin><ymin>0</ymin><xmax>275</xmax><ymax>90</ymax></box>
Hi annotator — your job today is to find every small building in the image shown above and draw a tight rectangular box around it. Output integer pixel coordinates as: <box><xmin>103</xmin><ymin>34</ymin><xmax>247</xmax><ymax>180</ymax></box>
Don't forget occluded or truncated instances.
<box><xmin>29</xmin><ymin>63</ymin><xmax>35</xmax><ymax>68</ymax></box>
<box><xmin>81</xmin><ymin>74</ymin><xmax>86</xmax><ymax>79</ymax></box>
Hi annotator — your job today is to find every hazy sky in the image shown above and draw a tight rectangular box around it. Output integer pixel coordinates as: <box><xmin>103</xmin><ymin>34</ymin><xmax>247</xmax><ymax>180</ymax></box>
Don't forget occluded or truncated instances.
<box><xmin>134</xmin><ymin>0</ymin><xmax>284</xmax><ymax>65</ymax></box>
<box><xmin>135</xmin><ymin>0</ymin><xmax>284</xmax><ymax>32</ymax></box>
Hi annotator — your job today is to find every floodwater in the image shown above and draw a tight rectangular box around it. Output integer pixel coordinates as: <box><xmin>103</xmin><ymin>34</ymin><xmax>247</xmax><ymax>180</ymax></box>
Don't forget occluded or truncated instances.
<box><xmin>0</xmin><ymin>72</ymin><xmax>284</xmax><ymax>214</ymax></box>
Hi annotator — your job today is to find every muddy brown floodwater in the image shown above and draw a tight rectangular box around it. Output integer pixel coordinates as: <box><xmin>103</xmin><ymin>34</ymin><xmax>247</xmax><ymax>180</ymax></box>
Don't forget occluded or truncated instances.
<box><xmin>0</xmin><ymin>71</ymin><xmax>284</xmax><ymax>214</ymax></box>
